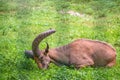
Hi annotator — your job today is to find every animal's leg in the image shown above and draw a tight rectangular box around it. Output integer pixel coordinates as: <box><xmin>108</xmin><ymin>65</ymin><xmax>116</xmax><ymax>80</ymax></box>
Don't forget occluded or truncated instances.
<box><xmin>51</xmin><ymin>59</ymin><xmax>63</xmax><ymax>66</ymax></box>
<box><xmin>75</xmin><ymin>62</ymin><xmax>94</xmax><ymax>69</ymax></box>
<box><xmin>75</xmin><ymin>64</ymin><xmax>86</xmax><ymax>69</ymax></box>
<box><xmin>106</xmin><ymin>59</ymin><xmax>116</xmax><ymax>67</ymax></box>
<box><xmin>75</xmin><ymin>64</ymin><xmax>93</xmax><ymax>69</ymax></box>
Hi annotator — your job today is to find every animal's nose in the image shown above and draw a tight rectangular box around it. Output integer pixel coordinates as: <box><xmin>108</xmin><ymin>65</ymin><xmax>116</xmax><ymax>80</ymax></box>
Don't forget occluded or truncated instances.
<box><xmin>43</xmin><ymin>64</ymin><xmax>49</xmax><ymax>69</ymax></box>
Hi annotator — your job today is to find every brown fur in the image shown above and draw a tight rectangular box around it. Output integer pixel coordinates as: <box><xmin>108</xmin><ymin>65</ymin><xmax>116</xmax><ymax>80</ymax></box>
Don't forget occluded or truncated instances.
<box><xmin>25</xmin><ymin>29</ymin><xmax>116</xmax><ymax>69</ymax></box>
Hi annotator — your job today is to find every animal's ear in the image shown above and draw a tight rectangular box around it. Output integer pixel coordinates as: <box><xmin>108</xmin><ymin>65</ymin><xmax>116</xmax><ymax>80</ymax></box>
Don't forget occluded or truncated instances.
<box><xmin>44</xmin><ymin>42</ymin><xmax>49</xmax><ymax>55</ymax></box>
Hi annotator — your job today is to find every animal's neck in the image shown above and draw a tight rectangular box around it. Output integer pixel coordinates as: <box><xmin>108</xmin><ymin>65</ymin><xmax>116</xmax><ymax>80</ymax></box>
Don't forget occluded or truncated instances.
<box><xmin>48</xmin><ymin>48</ymin><xmax>59</xmax><ymax>62</ymax></box>
<box><xmin>48</xmin><ymin>48</ymin><xmax>70</xmax><ymax>66</ymax></box>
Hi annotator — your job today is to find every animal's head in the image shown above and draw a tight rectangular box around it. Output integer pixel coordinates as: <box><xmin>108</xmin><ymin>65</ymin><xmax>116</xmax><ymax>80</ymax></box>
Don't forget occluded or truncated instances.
<box><xmin>25</xmin><ymin>29</ymin><xmax>56</xmax><ymax>69</ymax></box>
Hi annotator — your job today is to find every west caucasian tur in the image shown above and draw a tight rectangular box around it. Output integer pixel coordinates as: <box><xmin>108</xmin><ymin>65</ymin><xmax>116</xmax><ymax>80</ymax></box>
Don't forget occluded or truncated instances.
<box><xmin>25</xmin><ymin>29</ymin><xmax>116</xmax><ymax>69</ymax></box>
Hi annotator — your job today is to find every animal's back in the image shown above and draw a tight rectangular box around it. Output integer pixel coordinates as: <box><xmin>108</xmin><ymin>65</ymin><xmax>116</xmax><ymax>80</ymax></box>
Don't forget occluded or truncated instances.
<box><xmin>68</xmin><ymin>39</ymin><xmax>116</xmax><ymax>67</ymax></box>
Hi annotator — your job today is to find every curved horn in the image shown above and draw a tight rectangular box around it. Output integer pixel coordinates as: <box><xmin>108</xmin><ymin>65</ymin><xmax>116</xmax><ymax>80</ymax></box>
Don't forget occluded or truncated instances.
<box><xmin>44</xmin><ymin>42</ymin><xmax>49</xmax><ymax>55</ymax></box>
<box><xmin>32</xmin><ymin>29</ymin><xmax>56</xmax><ymax>57</ymax></box>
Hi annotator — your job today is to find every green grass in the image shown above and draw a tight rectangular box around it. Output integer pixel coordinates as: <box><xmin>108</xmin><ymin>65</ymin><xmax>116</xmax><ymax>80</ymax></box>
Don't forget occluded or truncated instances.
<box><xmin>0</xmin><ymin>0</ymin><xmax>120</xmax><ymax>80</ymax></box>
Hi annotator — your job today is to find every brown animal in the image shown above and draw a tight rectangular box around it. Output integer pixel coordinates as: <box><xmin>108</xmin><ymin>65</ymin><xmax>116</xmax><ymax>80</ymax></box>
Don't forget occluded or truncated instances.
<box><xmin>25</xmin><ymin>29</ymin><xmax>116</xmax><ymax>69</ymax></box>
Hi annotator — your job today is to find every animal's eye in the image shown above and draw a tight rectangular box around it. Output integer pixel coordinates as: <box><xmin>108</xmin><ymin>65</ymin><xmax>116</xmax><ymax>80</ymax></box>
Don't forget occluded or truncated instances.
<box><xmin>39</xmin><ymin>56</ymin><xmax>43</xmax><ymax>61</ymax></box>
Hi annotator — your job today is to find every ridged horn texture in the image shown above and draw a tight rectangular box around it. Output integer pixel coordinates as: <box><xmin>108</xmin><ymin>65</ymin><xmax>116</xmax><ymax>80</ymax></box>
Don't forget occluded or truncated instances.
<box><xmin>44</xmin><ymin>42</ymin><xmax>49</xmax><ymax>55</ymax></box>
<box><xmin>32</xmin><ymin>29</ymin><xmax>56</xmax><ymax>57</ymax></box>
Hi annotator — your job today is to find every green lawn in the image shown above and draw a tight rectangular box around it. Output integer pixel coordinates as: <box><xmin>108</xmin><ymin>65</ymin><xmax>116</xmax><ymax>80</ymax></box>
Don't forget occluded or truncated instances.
<box><xmin>0</xmin><ymin>0</ymin><xmax>120</xmax><ymax>80</ymax></box>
